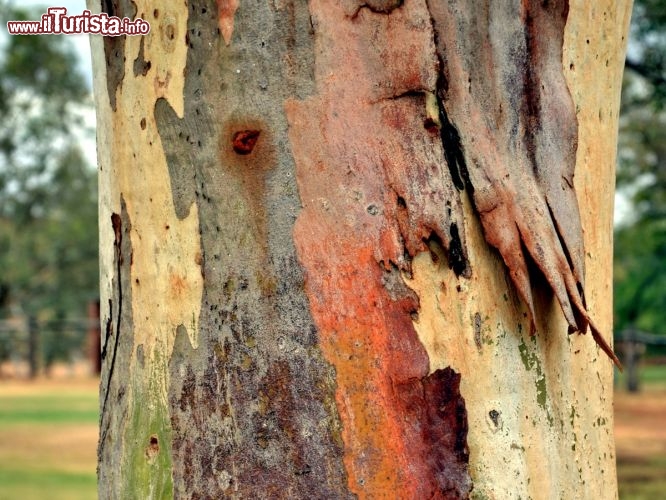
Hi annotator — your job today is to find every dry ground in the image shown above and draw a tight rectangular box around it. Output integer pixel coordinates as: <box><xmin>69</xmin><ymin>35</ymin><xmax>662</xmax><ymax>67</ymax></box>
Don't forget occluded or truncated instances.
<box><xmin>615</xmin><ymin>384</ymin><xmax>666</xmax><ymax>499</ymax></box>
<box><xmin>615</xmin><ymin>387</ymin><xmax>666</xmax><ymax>459</ymax></box>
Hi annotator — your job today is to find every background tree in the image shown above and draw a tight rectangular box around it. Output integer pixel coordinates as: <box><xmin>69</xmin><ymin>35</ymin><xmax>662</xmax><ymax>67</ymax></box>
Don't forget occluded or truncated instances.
<box><xmin>614</xmin><ymin>0</ymin><xmax>666</xmax><ymax>341</ymax></box>
<box><xmin>0</xmin><ymin>5</ymin><xmax>98</xmax><ymax>370</ymax></box>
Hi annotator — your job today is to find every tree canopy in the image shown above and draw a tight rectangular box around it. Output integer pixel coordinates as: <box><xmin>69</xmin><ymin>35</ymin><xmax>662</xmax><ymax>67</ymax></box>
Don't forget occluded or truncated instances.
<box><xmin>614</xmin><ymin>0</ymin><xmax>666</xmax><ymax>339</ymax></box>
<box><xmin>0</xmin><ymin>6</ymin><xmax>98</xmax><ymax>367</ymax></box>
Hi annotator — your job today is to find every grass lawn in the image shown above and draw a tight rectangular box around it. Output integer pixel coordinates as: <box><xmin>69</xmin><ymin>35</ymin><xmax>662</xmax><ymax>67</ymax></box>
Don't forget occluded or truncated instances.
<box><xmin>615</xmin><ymin>362</ymin><xmax>666</xmax><ymax>500</ymax></box>
<box><xmin>0</xmin><ymin>379</ymin><xmax>98</xmax><ymax>500</ymax></box>
<box><xmin>617</xmin><ymin>455</ymin><xmax>666</xmax><ymax>500</ymax></box>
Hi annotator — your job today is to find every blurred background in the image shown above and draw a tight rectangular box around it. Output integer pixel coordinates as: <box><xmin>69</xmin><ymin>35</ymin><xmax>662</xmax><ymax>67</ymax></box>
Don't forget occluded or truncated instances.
<box><xmin>0</xmin><ymin>1</ymin><xmax>663</xmax><ymax>499</ymax></box>
<box><xmin>0</xmin><ymin>1</ymin><xmax>99</xmax><ymax>498</ymax></box>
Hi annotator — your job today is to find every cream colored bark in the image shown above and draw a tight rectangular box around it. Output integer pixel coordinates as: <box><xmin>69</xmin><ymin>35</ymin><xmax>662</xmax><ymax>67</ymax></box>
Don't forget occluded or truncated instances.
<box><xmin>90</xmin><ymin>2</ymin><xmax>201</xmax><ymax>496</ymax></box>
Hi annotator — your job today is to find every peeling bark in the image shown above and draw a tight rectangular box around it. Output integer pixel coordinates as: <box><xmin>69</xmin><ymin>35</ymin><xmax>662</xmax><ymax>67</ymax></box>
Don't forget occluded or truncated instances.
<box><xmin>287</xmin><ymin>2</ymin><xmax>472</xmax><ymax>496</ymax></box>
<box><xmin>91</xmin><ymin>0</ymin><xmax>629</xmax><ymax>498</ymax></box>
<box><xmin>426</xmin><ymin>0</ymin><xmax>619</xmax><ymax>366</ymax></box>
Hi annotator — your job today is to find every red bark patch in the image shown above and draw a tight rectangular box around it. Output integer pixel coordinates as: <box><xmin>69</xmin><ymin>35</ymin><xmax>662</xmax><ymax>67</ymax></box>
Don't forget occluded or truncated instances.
<box><xmin>395</xmin><ymin>368</ymin><xmax>471</xmax><ymax>496</ymax></box>
<box><xmin>287</xmin><ymin>1</ymin><xmax>471</xmax><ymax>496</ymax></box>
<box><xmin>232</xmin><ymin>130</ymin><xmax>261</xmax><ymax>155</ymax></box>
<box><xmin>216</xmin><ymin>0</ymin><xmax>239</xmax><ymax>46</ymax></box>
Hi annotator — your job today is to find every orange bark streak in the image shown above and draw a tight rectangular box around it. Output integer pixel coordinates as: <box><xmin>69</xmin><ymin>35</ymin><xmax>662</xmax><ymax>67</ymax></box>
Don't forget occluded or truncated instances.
<box><xmin>216</xmin><ymin>0</ymin><xmax>239</xmax><ymax>46</ymax></box>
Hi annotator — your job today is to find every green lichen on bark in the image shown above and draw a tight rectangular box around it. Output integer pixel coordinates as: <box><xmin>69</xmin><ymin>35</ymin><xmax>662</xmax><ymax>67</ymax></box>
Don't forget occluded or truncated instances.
<box><xmin>123</xmin><ymin>349</ymin><xmax>174</xmax><ymax>499</ymax></box>
<box><xmin>517</xmin><ymin>336</ymin><xmax>552</xmax><ymax>424</ymax></box>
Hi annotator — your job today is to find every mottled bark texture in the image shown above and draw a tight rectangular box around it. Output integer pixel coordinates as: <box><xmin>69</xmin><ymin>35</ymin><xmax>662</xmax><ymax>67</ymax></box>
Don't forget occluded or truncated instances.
<box><xmin>286</xmin><ymin>1</ymin><xmax>472</xmax><ymax>496</ymax></box>
<box><xmin>92</xmin><ymin>0</ymin><xmax>626</xmax><ymax>498</ymax></box>
<box><xmin>95</xmin><ymin>0</ymin><xmax>352</xmax><ymax>498</ymax></box>
<box><xmin>287</xmin><ymin>0</ymin><xmax>618</xmax><ymax>494</ymax></box>
<box><xmin>155</xmin><ymin>3</ymin><xmax>353</xmax><ymax>495</ymax></box>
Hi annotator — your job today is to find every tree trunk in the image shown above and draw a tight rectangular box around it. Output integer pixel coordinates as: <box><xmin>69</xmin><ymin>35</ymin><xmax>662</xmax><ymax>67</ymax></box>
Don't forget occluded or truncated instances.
<box><xmin>90</xmin><ymin>0</ymin><xmax>631</xmax><ymax>498</ymax></box>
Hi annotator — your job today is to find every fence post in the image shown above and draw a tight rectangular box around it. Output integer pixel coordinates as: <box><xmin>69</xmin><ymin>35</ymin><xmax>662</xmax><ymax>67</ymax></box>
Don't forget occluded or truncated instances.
<box><xmin>622</xmin><ymin>328</ymin><xmax>643</xmax><ymax>393</ymax></box>
<box><xmin>27</xmin><ymin>315</ymin><xmax>38</xmax><ymax>379</ymax></box>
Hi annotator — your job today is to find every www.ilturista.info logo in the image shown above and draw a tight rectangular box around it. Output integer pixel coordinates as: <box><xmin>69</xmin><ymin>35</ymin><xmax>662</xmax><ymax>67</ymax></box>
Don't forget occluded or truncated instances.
<box><xmin>6</xmin><ymin>8</ymin><xmax>150</xmax><ymax>36</ymax></box>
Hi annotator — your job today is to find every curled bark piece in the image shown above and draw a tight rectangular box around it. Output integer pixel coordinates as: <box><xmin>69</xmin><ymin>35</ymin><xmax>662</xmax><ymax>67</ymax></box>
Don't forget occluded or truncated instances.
<box><xmin>426</xmin><ymin>0</ymin><xmax>620</xmax><ymax>367</ymax></box>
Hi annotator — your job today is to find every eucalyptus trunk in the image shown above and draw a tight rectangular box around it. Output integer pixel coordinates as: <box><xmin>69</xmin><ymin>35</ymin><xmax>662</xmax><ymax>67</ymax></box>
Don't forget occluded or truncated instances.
<box><xmin>90</xmin><ymin>0</ymin><xmax>631</xmax><ymax>498</ymax></box>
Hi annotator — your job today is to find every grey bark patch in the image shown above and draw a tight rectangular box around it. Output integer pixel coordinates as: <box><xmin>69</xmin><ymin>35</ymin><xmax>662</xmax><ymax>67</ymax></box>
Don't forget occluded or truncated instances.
<box><xmin>101</xmin><ymin>0</ymin><xmax>137</xmax><ymax>111</ymax></box>
<box><xmin>153</xmin><ymin>98</ymin><xmax>199</xmax><ymax>220</ymax></box>
<box><xmin>474</xmin><ymin>312</ymin><xmax>483</xmax><ymax>352</ymax></box>
<box><xmin>133</xmin><ymin>37</ymin><xmax>151</xmax><ymax>77</ymax></box>
<box><xmin>155</xmin><ymin>1</ymin><xmax>352</xmax><ymax>496</ymax></box>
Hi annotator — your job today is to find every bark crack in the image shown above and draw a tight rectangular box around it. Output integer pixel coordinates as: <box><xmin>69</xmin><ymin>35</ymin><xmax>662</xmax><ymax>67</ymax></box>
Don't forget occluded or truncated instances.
<box><xmin>348</xmin><ymin>0</ymin><xmax>404</xmax><ymax>18</ymax></box>
<box><xmin>100</xmin><ymin>210</ymin><xmax>124</xmax><ymax>446</ymax></box>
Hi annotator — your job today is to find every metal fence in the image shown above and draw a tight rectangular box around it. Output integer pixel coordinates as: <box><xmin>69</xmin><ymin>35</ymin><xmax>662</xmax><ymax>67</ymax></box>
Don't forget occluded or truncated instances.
<box><xmin>0</xmin><ymin>302</ymin><xmax>100</xmax><ymax>378</ymax></box>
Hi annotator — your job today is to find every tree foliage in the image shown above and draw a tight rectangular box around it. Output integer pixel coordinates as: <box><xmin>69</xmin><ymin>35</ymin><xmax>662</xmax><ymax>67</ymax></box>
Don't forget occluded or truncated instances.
<box><xmin>614</xmin><ymin>0</ymin><xmax>666</xmax><ymax>337</ymax></box>
<box><xmin>0</xmin><ymin>6</ymin><xmax>98</xmax><ymax>366</ymax></box>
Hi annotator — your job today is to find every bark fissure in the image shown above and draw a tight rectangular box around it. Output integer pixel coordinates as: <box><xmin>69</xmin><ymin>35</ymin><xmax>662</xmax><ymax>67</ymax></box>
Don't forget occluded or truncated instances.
<box><xmin>98</xmin><ymin>197</ymin><xmax>136</xmax><ymax>495</ymax></box>
<box><xmin>438</xmin><ymin>110</ymin><xmax>468</xmax><ymax>193</ymax></box>
<box><xmin>100</xmin><ymin>211</ymin><xmax>124</xmax><ymax>424</ymax></box>
<box><xmin>348</xmin><ymin>0</ymin><xmax>405</xmax><ymax>17</ymax></box>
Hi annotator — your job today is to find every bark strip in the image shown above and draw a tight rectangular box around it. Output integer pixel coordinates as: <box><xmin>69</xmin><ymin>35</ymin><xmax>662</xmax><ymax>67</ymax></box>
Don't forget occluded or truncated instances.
<box><xmin>155</xmin><ymin>2</ymin><xmax>351</xmax><ymax>497</ymax></box>
<box><xmin>287</xmin><ymin>1</ymin><xmax>472</xmax><ymax>496</ymax></box>
<box><xmin>426</xmin><ymin>0</ymin><xmax>619</xmax><ymax>365</ymax></box>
